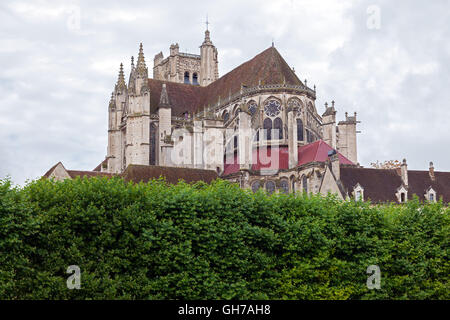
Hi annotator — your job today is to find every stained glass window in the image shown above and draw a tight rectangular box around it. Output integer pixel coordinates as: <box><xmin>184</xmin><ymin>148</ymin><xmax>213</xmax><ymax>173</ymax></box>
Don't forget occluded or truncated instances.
<box><xmin>266</xmin><ymin>181</ymin><xmax>276</xmax><ymax>195</ymax></box>
<box><xmin>248</xmin><ymin>101</ymin><xmax>258</xmax><ymax>116</ymax></box>
<box><xmin>288</xmin><ymin>98</ymin><xmax>302</xmax><ymax>111</ymax></box>
<box><xmin>263</xmin><ymin>118</ymin><xmax>272</xmax><ymax>140</ymax></box>
<box><xmin>223</xmin><ymin>111</ymin><xmax>229</xmax><ymax>122</ymax></box>
<box><xmin>297</xmin><ymin>119</ymin><xmax>304</xmax><ymax>141</ymax></box>
<box><xmin>280</xmin><ymin>180</ymin><xmax>289</xmax><ymax>194</ymax></box>
<box><xmin>264</xmin><ymin>99</ymin><xmax>281</xmax><ymax>117</ymax></box>
<box><xmin>273</xmin><ymin>117</ymin><xmax>283</xmax><ymax>139</ymax></box>
<box><xmin>251</xmin><ymin>181</ymin><xmax>261</xmax><ymax>193</ymax></box>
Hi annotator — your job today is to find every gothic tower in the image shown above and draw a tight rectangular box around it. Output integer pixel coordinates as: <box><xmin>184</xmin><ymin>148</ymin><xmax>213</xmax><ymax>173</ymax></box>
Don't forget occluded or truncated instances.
<box><xmin>125</xmin><ymin>43</ymin><xmax>151</xmax><ymax>167</ymax></box>
<box><xmin>107</xmin><ymin>63</ymin><xmax>127</xmax><ymax>173</ymax></box>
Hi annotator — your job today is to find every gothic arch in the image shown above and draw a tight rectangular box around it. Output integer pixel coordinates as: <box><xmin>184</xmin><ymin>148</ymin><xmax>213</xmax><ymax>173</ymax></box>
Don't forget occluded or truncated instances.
<box><xmin>150</xmin><ymin>123</ymin><xmax>157</xmax><ymax>165</ymax></box>
<box><xmin>263</xmin><ymin>118</ymin><xmax>273</xmax><ymax>140</ymax></box>
<box><xmin>297</xmin><ymin>119</ymin><xmax>304</xmax><ymax>141</ymax></box>
<box><xmin>184</xmin><ymin>71</ymin><xmax>190</xmax><ymax>84</ymax></box>
<box><xmin>287</xmin><ymin>97</ymin><xmax>303</xmax><ymax>112</ymax></box>
<box><xmin>273</xmin><ymin>117</ymin><xmax>283</xmax><ymax>139</ymax></box>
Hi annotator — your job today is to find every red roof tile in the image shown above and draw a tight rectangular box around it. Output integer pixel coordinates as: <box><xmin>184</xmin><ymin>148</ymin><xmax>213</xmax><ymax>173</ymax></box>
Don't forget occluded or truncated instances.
<box><xmin>222</xmin><ymin>140</ymin><xmax>353</xmax><ymax>176</ymax></box>
<box><xmin>297</xmin><ymin>140</ymin><xmax>353</xmax><ymax>166</ymax></box>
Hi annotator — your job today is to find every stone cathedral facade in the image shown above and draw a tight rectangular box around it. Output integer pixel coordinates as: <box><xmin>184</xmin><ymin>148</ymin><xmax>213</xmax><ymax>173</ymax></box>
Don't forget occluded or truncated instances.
<box><xmin>44</xmin><ymin>29</ymin><xmax>450</xmax><ymax>203</ymax></box>
<box><xmin>104</xmin><ymin>29</ymin><xmax>359</xmax><ymax>195</ymax></box>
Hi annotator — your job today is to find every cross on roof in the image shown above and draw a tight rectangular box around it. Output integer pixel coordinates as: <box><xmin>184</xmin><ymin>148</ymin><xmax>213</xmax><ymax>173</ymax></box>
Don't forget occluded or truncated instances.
<box><xmin>205</xmin><ymin>15</ymin><xmax>210</xmax><ymax>30</ymax></box>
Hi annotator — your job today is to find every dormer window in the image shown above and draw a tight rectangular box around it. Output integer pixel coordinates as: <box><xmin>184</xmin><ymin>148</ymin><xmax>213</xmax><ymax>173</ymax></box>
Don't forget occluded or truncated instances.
<box><xmin>353</xmin><ymin>183</ymin><xmax>364</xmax><ymax>202</ymax></box>
<box><xmin>395</xmin><ymin>185</ymin><xmax>408</xmax><ymax>203</ymax></box>
<box><xmin>425</xmin><ymin>187</ymin><xmax>437</xmax><ymax>203</ymax></box>
<box><xmin>400</xmin><ymin>192</ymin><xmax>406</xmax><ymax>203</ymax></box>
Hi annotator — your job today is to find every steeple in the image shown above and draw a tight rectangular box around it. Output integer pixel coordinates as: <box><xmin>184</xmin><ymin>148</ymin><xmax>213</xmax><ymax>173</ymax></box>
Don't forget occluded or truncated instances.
<box><xmin>159</xmin><ymin>83</ymin><xmax>171</xmax><ymax>108</ymax></box>
<box><xmin>115</xmin><ymin>63</ymin><xmax>127</xmax><ymax>93</ymax></box>
<box><xmin>128</xmin><ymin>56</ymin><xmax>136</xmax><ymax>94</ymax></box>
<box><xmin>200</xmin><ymin>26</ymin><xmax>219</xmax><ymax>86</ymax></box>
<box><xmin>136</xmin><ymin>43</ymin><xmax>148</xmax><ymax>79</ymax></box>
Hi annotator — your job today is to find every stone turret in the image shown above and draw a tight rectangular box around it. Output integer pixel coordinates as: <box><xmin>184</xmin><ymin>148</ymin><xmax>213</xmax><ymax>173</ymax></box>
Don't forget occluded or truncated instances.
<box><xmin>107</xmin><ymin>63</ymin><xmax>128</xmax><ymax>173</ymax></box>
<box><xmin>337</xmin><ymin>111</ymin><xmax>359</xmax><ymax>164</ymax></box>
<box><xmin>200</xmin><ymin>29</ymin><xmax>219</xmax><ymax>86</ymax></box>
<box><xmin>158</xmin><ymin>83</ymin><xmax>172</xmax><ymax>166</ymax></box>
<box><xmin>322</xmin><ymin>101</ymin><xmax>337</xmax><ymax>149</ymax></box>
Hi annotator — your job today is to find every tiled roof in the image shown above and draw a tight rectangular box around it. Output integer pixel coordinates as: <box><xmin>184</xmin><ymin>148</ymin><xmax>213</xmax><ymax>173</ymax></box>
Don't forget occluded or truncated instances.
<box><xmin>93</xmin><ymin>158</ymin><xmax>107</xmax><ymax>172</ymax></box>
<box><xmin>121</xmin><ymin>164</ymin><xmax>218</xmax><ymax>184</ymax></box>
<box><xmin>340</xmin><ymin>167</ymin><xmax>402</xmax><ymax>203</ymax></box>
<box><xmin>67</xmin><ymin>170</ymin><xmax>113</xmax><ymax>178</ymax></box>
<box><xmin>222</xmin><ymin>140</ymin><xmax>353</xmax><ymax>176</ymax></box>
<box><xmin>408</xmin><ymin>170</ymin><xmax>450</xmax><ymax>203</ymax></box>
<box><xmin>297</xmin><ymin>140</ymin><xmax>353</xmax><ymax>166</ymax></box>
<box><xmin>340</xmin><ymin>167</ymin><xmax>450</xmax><ymax>203</ymax></box>
<box><xmin>148</xmin><ymin>46</ymin><xmax>303</xmax><ymax>116</ymax></box>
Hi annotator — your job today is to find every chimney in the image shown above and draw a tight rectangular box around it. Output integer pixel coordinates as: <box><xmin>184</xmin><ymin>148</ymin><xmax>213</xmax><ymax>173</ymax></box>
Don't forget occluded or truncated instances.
<box><xmin>429</xmin><ymin>161</ymin><xmax>435</xmax><ymax>181</ymax></box>
<box><xmin>328</xmin><ymin>150</ymin><xmax>340</xmax><ymax>181</ymax></box>
<box><xmin>401</xmin><ymin>158</ymin><xmax>408</xmax><ymax>186</ymax></box>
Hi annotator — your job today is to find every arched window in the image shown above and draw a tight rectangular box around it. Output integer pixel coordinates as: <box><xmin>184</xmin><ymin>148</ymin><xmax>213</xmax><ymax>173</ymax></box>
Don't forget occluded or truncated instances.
<box><xmin>192</xmin><ymin>73</ymin><xmax>198</xmax><ymax>85</ymax></box>
<box><xmin>251</xmin><ymin>181</ymin><xmax>261</xmax><ymax>193</ymax></box>
<box><xmin>302</xmin><ymin>175</ymin><xmax>308</xmax><ymax>193</ymax></box>
<box><xmin>290</xmin><ymin>175</ymin><xmax>295</xmax><ymax>193</ymax></box>
<box><xmin>248</xmin><ymin>101</ymin><xmax>258</xmax><ymax>116</ymax></box>
<box><xmin>150</xmin><ymin>123</ymin><xmax>157</xmax><ymax>165</ymax></box>
<box><xmin>306</xmin><ymin>130</ymin><xmax>313</xmax><ymax>143</ymax></box>
<box><xmin>266</xmin><ymin>181</ymin><xmax>276</xmax><ymax>195</ymax></box>
<box><xmin>263</xmin><ymin>118</ymin><xmax>272</xmax><ymax>140</ymax></box>
<box><xmin>223</xmin><ymin>111</ymin><xmax>229</xmax><ymax>122</ymax></box>
<box><xmin>184</xmin><ymin>72</ymin><xmax>190</xmax><ymax>84</ymax></box>
<box><xmin>400</xmin><ymin>192</ymin><xmax>406</xmax><ymax>203</ymax></box>
<box><xmin>273</xmin><ymin>117</ymin><xmax>283</xmax><ymax>139</ymax></box>
<box><xmin>280</xmin><ymin>180</ymin><xmax>289</xmax><ymax>194</ymax></box>
<box><xmin>297</xmin><ymin>119</ymin><xmax>304</xmax><ymax>141</ymax></box>
<box><xmin>253</xmin><ymin>129</ymin><xmax>260</xmax><ymax>142</ymax></box>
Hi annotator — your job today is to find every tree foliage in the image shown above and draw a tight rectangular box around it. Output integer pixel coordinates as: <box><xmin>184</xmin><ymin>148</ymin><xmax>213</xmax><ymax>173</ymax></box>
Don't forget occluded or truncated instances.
<box><xmin>370</xmin><ymin>160</ymin><xmax>402</xmax><ymax>169</ymax></box>
<box><xmin>0</xmin><ymin>177</ymin><xmax>448</xmax><ymax>299</ymax></box>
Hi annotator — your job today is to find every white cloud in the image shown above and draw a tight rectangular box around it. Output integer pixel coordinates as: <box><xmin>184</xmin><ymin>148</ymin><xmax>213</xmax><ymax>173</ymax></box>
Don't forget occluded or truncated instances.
<box><xmin>0</xmin><ymin>0</ymin><xmax>449</xmax><ymax>185</ymax></box>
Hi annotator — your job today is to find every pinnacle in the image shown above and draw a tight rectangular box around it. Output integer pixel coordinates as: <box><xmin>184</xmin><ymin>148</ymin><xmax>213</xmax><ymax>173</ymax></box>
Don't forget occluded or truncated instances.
<box><xmin>159</xmin><ymin>83</ymin><xmax>171</xmax><ymax>107</ymax></box>
<box><xmin>116</xmin><ymin>63</ymin><xmax>127</xmax><ymax>91</ymax></box>
<box><xmin>136</xmin><ymin>42</ymin><xmax>148</xmax><ymax>78</ymax></box>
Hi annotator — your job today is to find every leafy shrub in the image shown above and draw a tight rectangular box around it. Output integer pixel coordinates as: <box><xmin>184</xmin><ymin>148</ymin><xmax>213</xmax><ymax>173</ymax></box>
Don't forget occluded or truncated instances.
<box><xmin>0</xmin><ymin>177</ymin><xmax>448</xmax><ymax>299</ymax></box>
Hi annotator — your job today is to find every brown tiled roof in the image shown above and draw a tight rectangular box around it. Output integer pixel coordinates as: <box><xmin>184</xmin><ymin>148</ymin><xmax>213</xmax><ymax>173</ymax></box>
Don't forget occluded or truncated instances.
<box><xmin>408</xmin><ymin>170</ymin><xmax>450</xmax><ymax>203</ymax></box>
<box><xmin>340</xmin><ymin>167</ymin><xmax>402</xmax><ymax>203</ymax></box>
<box><xmin>148</xmin><ymin>46</ymin><xmax>303</xmax><ymax>116</ymax></box>
<box><xmin>121</xmin><ymin>164</ymin><xmax>218</xmax><ymax>184</ymax></box>
<box><xmin>67</xmin><ymin>170</ymin><xmax>114</xmax><ymax>178</ymax></box>
<box><xmin>93</xmin><ymin>158</ymin><xmax>108</xmax><ymax>172</ymax></box>
<box><xmin>340</xmin><ymin>167</ymin><xmax>450</xmax><ymax>203</ymax></box>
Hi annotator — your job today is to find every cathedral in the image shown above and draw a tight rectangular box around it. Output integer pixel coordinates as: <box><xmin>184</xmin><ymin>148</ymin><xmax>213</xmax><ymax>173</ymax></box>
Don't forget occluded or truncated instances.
<box><xmin>44</xmin><ymin>29</ymin><xmax>450</xmax><ymax>204</ymax></box>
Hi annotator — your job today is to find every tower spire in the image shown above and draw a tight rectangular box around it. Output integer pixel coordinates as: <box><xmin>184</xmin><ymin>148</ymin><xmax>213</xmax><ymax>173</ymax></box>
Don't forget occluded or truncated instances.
<box><xmin>116</xmin><ymin>63</ymin><xmax>127</xmax><ymax>92</ymax></box>
<box><xmin>136</xmin><ymin>43</ymin><xmax>148</xmax><ymax>78</ymax></box>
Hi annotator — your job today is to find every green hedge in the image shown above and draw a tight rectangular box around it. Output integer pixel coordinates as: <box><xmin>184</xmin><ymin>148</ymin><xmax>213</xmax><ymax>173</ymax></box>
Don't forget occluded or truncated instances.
<box><xmin>0</xmin><ymin>177</ymin><xmax>448</xmax><ymax>299</ymax></box>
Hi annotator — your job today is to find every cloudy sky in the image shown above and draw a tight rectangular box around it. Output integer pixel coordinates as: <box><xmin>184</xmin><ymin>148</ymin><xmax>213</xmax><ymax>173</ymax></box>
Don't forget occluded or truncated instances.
<box><xmin>1</xmin><ymin>0</ymin><xmax>449</xmax><ymax>185</ymax></box>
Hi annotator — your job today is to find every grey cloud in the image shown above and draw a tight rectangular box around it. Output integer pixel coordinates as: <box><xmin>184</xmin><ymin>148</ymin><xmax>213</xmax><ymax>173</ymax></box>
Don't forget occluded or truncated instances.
<box><xmin>0</xmin><ymin>0</ymin><xmax>448</xmax><ymax>185</ymax></box>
